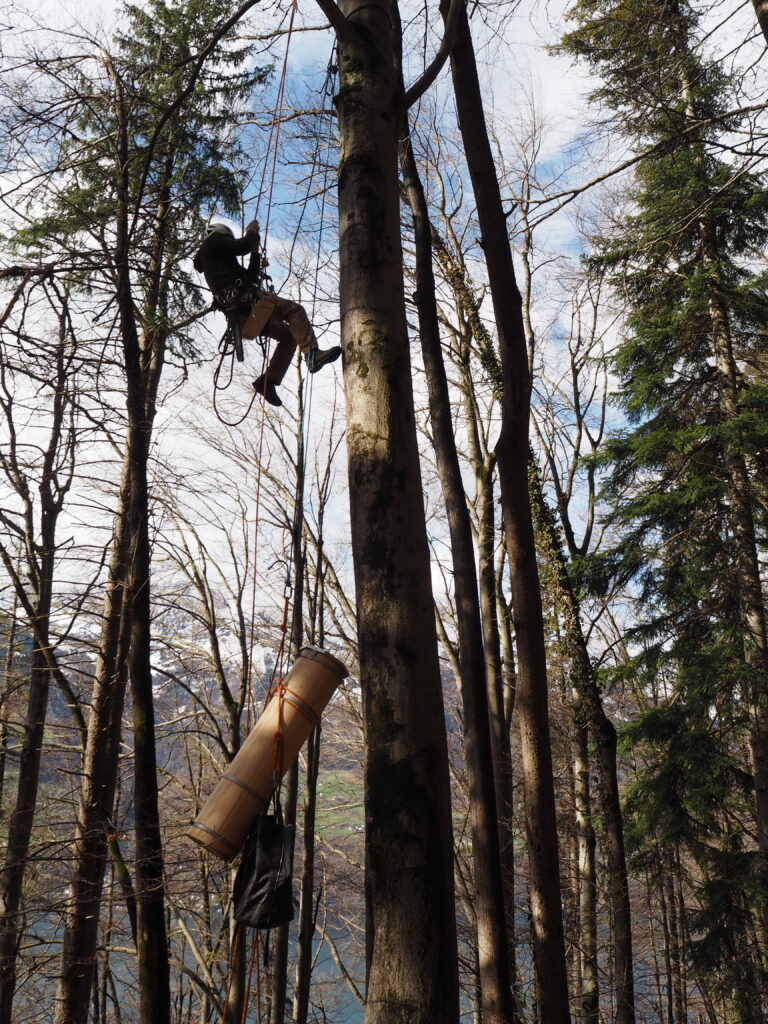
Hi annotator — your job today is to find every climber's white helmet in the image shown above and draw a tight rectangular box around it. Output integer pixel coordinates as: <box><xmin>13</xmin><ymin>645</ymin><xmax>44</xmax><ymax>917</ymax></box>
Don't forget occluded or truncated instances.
<box><xmin>206</xmin><ymin>223</ymin><xmax>235</xmax><ymax>238</ymax></box>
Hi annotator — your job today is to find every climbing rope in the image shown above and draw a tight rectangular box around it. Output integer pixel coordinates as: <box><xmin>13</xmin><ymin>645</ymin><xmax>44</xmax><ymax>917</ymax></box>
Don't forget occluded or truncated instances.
<box><xmin>253</xmin><ymin>0</ymin><xmax>299</xmax><ymax>248</ymax></box>
<box><xmin>210</xmin><ymin>0</ymin><xmax>297</xmax><ymax>417</ymax></box>
<box><xmin>219</xmin><ymin>33</ymin><xmax>341</xmax><ymax>1024</ymax></box>
<box><xmin>247</xmin><ymin>50</ymin><xmax>338</xmax><ymax>732</ymax></box>
<box><xmin>211</xmin><ymin>333</ymin><xmax>264</xmax><ymax>427</ymax></box>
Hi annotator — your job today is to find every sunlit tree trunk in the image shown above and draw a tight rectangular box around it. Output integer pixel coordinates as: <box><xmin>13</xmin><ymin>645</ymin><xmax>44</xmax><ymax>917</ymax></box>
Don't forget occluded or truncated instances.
<box><xmin>573</xmin><ymin>717</ymin><xmax>598</xmax><ymax>1024</ymax></box>
<box><xmin>432</xmin><ymin>229</ymin><xmax>518</xmax><ymax>981</ymax></box>
<box><xmin>441</xmin><ymin>3</ymin><xmax>570</xmax><ymax>1019</ymax></box>
<box><xmin>400</xmin><ymin>122</ymin><xmax>517</xmax><ymax>1024</ymax></box>
<box><xmin>315</xmin><ymin>0</ymin><xmax>460</xmax><ymax>1019</ymax></box>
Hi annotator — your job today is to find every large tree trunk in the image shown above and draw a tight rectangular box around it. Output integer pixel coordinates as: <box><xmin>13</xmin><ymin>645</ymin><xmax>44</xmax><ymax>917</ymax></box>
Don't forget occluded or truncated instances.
<box><xmin>752</xmin><ymin>0</ymin><xmax>768</xmax><ymax>45</ymax></box>
<box><xmin>318</xmin><ymin>1</ymin><xmax>460</xmax><ymax>1019</ymax></box>
<box><xmin>128</xmin><ymin>393</ymin><xmax>170</xmax><ymax>1024</ymax></box>
<box><xmin>130</xmin><ymin>146</ymin><xmax>172</xmax><ymax>1024</ymax></box>
<box><xmin>442</xmin><ymin>4</ymin><xmax>570</xmax><ymax>1020</ymax></box>
<box><xmin>55</xmin><ymin>393</ymin><xmax>163</xmax><ymax>1024</ymax></box>
<box><xmin>400</xmin><ymin>124</ymin><xmax>517</xmax><ymax>1024</ymax></box>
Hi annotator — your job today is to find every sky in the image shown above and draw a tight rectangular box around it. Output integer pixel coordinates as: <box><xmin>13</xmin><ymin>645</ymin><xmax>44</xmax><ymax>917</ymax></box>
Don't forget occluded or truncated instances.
<box><xmin>4</xmin><ymin>0</ymin><xmax>767</xmax><ymax>588</ymax></box>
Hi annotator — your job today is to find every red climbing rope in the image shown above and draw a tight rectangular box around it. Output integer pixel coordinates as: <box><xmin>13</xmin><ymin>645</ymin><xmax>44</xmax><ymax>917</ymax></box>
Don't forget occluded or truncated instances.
<box><xmin>218</xmin><ymin>14</ymin><xmax>342</xmax><ymax>1023</ymax></box>
<box><xmin>222</xmin><ymin>12</ymin><xmax>300</xmax><ymax>1015</ymax></box>
<box><xmin>242</xmin><ymin>0</ymin><xmax>299</xmax><ymax>735</ymax></box>
<box><xmin>254</xmin><ymin>0</ymin><xmax>299</xmax><ymax>248</ymax></box>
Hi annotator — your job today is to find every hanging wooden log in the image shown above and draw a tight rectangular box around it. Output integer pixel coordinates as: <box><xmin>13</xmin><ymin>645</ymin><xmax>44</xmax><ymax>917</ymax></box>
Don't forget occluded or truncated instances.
<box><xmin>187</xmin><ymin>646</ymin><xmax>348</xmax><ymax>861</ymax></box>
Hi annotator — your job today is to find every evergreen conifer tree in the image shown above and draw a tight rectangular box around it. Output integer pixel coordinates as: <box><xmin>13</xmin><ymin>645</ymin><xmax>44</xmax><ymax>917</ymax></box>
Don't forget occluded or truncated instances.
<box><xmin>562</xmin><ymin>0</ymin><xmax>768</xmax><ymax>1013</ymax></box>
<box><xmin>1</xmin><ymin>2</ymin><xmax>268</xmax><ymax>1020</ymax></box>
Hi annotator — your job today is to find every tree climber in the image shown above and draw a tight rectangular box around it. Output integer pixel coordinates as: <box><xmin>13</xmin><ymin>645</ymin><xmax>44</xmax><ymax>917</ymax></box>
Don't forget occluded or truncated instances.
<box><xmin>194</xmin><ymin>221</ymin><xmax>341</xmax><ymax>406</ymax></box>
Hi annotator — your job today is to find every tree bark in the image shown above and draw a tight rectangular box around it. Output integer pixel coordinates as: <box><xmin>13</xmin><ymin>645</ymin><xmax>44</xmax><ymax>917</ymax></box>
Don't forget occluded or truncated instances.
<box><xmin>292</xmin><ymin>725</ymin><xmax>321</xmax><ymax>1024</ymax></box>
<box><xmin>752</xmin><ymin>0</ymin><xmax>768</xmax><ymax>46</ymax></box>
<box><xmin>318</xmin><ymin>0</ymin><xmax>460</xmax><ymax>1019</ymax></box>
<box><xmin>573</xmin><ymin>716</ymin><xmax>598</xmax><ymax>1024</ymax></box>
<box><xmin>400</xmin><ymin>122</ymin><xmax>517</xmax><ymax>1024</ymax></box>
<box><xmin>116</xmin><ymin>68</ymin><xmax>170</xmax><ymax>1024</ymax></box>
<box><xmin>441</xmin><ymin>3</ymin><xmax>570</xmax><ymax>1020</ymax></box>
<box><xmin>0</xmin><ymin>642</ymin><xmax>53</xmax><ymax>1024</ymax></box>
<box><xmin>433</xmin><ymin>228</ymin><xmax>518</xmax><ymax>982</ymax></box>
<box><xmin>0</xmin><ymin>592</ymin><xmax>18</xmax><ymax>818</ymax></box>
<box><xmin>294</xmin><ymin>496</ymin><xmax>332</xmax><ymax>1024</ymax></box>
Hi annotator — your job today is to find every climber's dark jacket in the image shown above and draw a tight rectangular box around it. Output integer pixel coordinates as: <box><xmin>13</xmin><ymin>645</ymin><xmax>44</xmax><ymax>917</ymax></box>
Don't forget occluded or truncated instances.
<box><xmin>193</xmin><ymin>227</ymin><xmax>260</xmax><ymax>297</ymax></box>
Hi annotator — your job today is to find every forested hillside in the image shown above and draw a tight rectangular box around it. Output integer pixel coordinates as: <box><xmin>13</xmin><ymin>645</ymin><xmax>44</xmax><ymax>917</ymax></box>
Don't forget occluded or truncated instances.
<box><xmin>1</xmin><ymin>0</ymin><xmax>766</xmax><ymax>1022</ymax></box>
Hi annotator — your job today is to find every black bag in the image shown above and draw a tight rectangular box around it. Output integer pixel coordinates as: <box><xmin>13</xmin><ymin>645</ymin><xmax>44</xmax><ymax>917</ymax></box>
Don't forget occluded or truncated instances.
<box><xmin>233</xmin><ymin>809</ymin><xmax>295</xmax><ymax>930</ymax></box>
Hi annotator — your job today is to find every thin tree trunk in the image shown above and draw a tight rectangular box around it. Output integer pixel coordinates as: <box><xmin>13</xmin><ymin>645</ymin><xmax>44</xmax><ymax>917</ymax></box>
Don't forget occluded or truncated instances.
<box><xmin>573</xmin><ymin>717</ymin><xmax>598</xmax><ymax>1024</ymax></box>
<box><xmin>0</xmin><ymin>591</ymin><xmax>18</xmax><ymax>818</ymax></box>
<box><xmin>225</xmin><ymin>919</ymin><xmax>245</xmax><ymax>1024</ymax></box>
<box><xmin>432</xmin><ymin>232</ymin><xmax>519</xmax><ymax>983</ymax></box>
<box><xmin>0</xmin><ymin>316</ymin><xmax>73</xmax><ymax>1024</ymax></box>
<box><xmin>673</xmin><ymin>852</ymin><xmax>688</xmax><ymax>1024</ymax></box>
<box><xmin>441</xmin><ymin>4</ymin><xmax>570</xmax><ymax>1019</ymax></box>
<box><xmin>563</xmin><ymin>755</ymin><xmax>580</xmax><ymax>1008</ymax></box>
<box><xmin>293</xmin><ymin>725</ymin><xmax>321</xmax><ymax>1024</ymax></box>
<box><xmin>294</xmin><ymin>504</ymin><xmax>331</xmax><ymax>1023</ymax></box>
<box><xmin>316</xmin><ymin>0</ymin><xmax>460</xmax><ymax>1019</ymax></box>
<box><xmin>54</xmin><ymin>457</ymin><xmax>133</xmax><ymax>1024</ymax></box>
<box><xmin>270</xmin><ymin>383</ymin><xmax>308</xmax><ymax>1024</ymax></box>
<box><xmin>656</xmin><ymin>857</ymin><xmax>674</xmax><ymax>1024</ymax></box>
<box><xmin>645</xmin><ymin>869</ymin><xmax>664</xmax><ymax>1023</ymax></box>
<box><xmin>663</xmin><ymin>869</ymin><xmax>682</xmax><ymax>1024</ymax></box>
<box><xmin>0</xmin><ymin>641</ymin><xmax>52</xmax><ymax>1024</ymax></box>
<box><xmin>268</xmin><ymin>759</ymin><xmax>299</xmax><ymax>1024</ymax></box>
<box><xmin>529</xmin><ymin>463</ymin><xmax>635</xmax><ymax>1024</ymax></box>
<box><xmin>400</xmin><ymin>121</ymin><xmax>516</xmax><ymax>1024</ymax></box>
